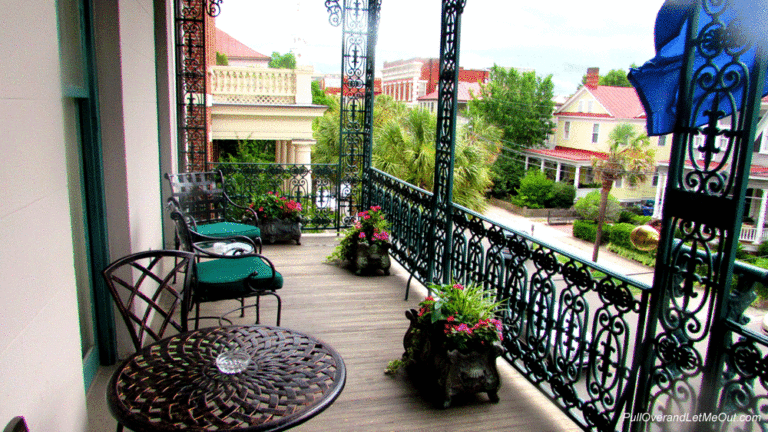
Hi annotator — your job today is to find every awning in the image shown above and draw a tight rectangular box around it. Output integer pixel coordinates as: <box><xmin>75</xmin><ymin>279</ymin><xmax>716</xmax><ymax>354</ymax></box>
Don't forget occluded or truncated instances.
<box><xmin>628</xmin><ymin>0</ymin><xmax>768</xmax><ymax>136</ymax></box>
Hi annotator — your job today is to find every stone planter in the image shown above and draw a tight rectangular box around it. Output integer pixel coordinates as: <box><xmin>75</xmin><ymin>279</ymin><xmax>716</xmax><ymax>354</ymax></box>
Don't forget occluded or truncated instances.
<box><xmin>348</xmin><ymin>241</ymin><xmax>391</xmax><ymax>276</ymax></box>
<box><xmin>259</xmin><ymin>219</ymin><xmax>301</xmax><ymax>245</ymax></box>
<box><xmin>402</xmin><ymin>309</ymin><xmax>502</xmax><ymax>408</ymax></box>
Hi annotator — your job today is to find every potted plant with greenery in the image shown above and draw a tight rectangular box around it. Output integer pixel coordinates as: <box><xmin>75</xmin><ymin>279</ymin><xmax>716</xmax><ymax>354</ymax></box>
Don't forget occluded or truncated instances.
<box><xmin>248</xmin><ymin>191</ymin><xmax>303</xmax><ymax>244</ymax></box>
<box><xmin>327</xmin><ymin>205</ymin><xmax>391</xmax><ymax>275</ymax></box>
<box><xmin>387</xmin><ymin>282</ymin><xmax>504</xmax><ymax>408</ymax></box>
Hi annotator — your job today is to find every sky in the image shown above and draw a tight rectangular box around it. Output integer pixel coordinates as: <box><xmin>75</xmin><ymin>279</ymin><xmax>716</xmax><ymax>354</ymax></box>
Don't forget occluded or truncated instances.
<box><xmin>215</xmin><ymin>0</ymin><xmax>667</xmax><ymax>96</ymax></box>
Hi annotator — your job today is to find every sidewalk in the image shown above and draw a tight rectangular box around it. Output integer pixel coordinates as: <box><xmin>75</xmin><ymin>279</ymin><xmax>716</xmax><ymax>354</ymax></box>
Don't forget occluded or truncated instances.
<box><xmin>483</xmin><ymin>204</ymin><xmax>656</xmax><ymax>287</ymax></box>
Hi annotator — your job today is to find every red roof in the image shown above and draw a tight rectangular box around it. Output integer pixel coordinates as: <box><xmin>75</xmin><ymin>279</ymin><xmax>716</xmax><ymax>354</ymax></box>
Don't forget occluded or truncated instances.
<box><xmin>557</xmin><ymin>86</ymin><xmax>646</xmax><ymax>120</ymax></box>
<box><xmin>417</xmin><ymin>82</ymin><xmax>482</xmax><ymax>102</ymax></box>
<box><xmin>527</xmin><ymin>146</ymin><xmax>607</xmax><ymax>162</ymax></box>
<box><xmin>215</xmin><ymin>28</ymin><xmax>270</xmax><ymax>60</ymax></box>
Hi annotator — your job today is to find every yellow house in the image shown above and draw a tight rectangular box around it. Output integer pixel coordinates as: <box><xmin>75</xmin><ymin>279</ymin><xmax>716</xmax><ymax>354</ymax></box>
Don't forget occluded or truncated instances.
<box><xmin>523</xmin><ymin>68</ymin><xmax>672</xmax><ymax>203</ymax></box>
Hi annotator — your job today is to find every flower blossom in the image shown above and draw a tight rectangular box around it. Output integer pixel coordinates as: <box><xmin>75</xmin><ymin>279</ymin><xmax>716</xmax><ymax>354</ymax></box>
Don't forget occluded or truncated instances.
<box><xmin>453</xmin><ymin>283</ymin><xmax>464</xmax><ymax>290</ymax></box>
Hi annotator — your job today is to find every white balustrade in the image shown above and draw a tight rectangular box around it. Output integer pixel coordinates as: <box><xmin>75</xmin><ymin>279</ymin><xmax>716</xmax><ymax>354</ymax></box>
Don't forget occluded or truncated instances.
<box><xmin>210</xmin><ymin>66</ymin><xmax>313</xmax><ymax>105</ymax></box>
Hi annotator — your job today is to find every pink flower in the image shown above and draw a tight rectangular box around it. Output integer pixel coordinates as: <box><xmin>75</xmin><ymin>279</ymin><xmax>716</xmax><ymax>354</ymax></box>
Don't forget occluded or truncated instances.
<box><xmin>424</xmin><ymin>296</ymin><xmax>434</xmax><ymax>302</ymax></box>
<box><xmin>453</xmin><ymin>283</ymin><xmax>464</xmax><ymax>290</ymax></box>
<box><xmin>447</xmin><ymin>316</ymin><xmax>455</xmax><ymax>322</ymax></box>
<box><xmin>359</xmin><ymin>232</ymin><xmax>366</xmax><ymax>239</ymax></box>
<box><xmin>364</xmin><ymin>215</ymin><xmax>370</xmax><ymax>220</ymax></box>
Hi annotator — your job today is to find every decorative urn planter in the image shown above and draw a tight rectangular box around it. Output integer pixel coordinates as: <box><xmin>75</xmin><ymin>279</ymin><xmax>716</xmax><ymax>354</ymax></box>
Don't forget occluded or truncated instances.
<box><xmin>402</xmin><ymin>308</ymin><xmax>502</xmax><ymax>408</ymax></box>
<box><xmin>259</xmin><ymin>219</ymin><xmax>301</xmax><ymax>245</ymax></box>
<box><xmin>349</xmin><ymin>241</ymin><xmax>391</xmax><ymax>276</ymax></box>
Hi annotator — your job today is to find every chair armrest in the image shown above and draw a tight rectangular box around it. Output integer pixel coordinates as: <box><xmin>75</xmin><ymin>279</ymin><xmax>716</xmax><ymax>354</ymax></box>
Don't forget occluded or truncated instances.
<box><xmin>190</xmin><ymin>234</ymin><xmax>259</xmax><ymax>258</ymax></box>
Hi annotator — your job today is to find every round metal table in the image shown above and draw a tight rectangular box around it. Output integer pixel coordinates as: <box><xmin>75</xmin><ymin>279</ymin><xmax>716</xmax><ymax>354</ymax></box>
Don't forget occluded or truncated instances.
<box><xmin>107</xmin><ymin>325</ymin><xmax>346</xmax><ymax>431</ymax></box>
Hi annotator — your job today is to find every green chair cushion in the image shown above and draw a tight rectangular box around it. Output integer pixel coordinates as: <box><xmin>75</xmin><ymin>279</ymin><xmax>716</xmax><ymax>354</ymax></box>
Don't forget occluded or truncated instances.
<box><xmin>195</xmin><ymin>257</ymin><xmax>283</xmax><ymax>302</ymax></box>
<box><xmin>196</xmin><ymin>222</ymin><xmax>261</xmax><ymax>239</ymax></box>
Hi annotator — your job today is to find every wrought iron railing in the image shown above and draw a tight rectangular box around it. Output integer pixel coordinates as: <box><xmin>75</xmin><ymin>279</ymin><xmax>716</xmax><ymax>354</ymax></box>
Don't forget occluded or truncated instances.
<box><xmin>212</xmin><ymin>161</ymin><xmax>355</xmax><ymax>231</ymax></box>
<box><xmin>367</xmin><ymin>166</ymin><xmax>768</xmax><ymax>431</ymax></box>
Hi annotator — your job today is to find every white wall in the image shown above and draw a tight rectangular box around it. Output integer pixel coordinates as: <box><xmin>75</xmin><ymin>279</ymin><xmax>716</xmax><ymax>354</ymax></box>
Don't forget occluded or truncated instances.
<box><xmin>95</xmin><ymin>0</ymin><xmax>166</xmax><ymax>360</ymax></box>
<box><xmin>0</xmin><ymin>0</ymin><xmax>170</xmax><ymax>429</ymax></box>
<box><xmin>0</xmin><ymin>1</ymin><xmax>87</xmax><ymax>430</ymax></box>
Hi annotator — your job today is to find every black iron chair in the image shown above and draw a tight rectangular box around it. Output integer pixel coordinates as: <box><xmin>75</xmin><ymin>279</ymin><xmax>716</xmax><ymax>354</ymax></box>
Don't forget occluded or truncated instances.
<box><xmin>102</xmin><ymin>250</ymin><xmax>195</xmax><ymax>351</ymax></box>
<box><xmin>165</xmin><ymin>171</ymin><xmax>262</xmax><ymax>253</ymax></box>
<box><xmin>102</xmin><ymin>250</ymin><xmax>195</xmax><ymax>432</ymax></box>
<box><xmin>169</xmin><ymin>206</ymin><xmax>283</xmax><ymax>327</ymax></box>
<box><xmin>3</xmin><ymin>417</ymin><xmax>28</xmax><ymax>432</ymax></box>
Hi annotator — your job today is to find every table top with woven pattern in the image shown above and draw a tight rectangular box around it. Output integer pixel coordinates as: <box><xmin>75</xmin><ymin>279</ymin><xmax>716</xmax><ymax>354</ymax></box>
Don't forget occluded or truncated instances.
<box><xmin>107</xmin><ymin>325</ymin><xmax>346</xmax><ymax>431</ymax></box>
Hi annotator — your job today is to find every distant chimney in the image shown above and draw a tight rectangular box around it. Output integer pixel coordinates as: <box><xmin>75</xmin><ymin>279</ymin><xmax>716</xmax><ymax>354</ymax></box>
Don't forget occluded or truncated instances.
<box><xmin>585</xmin><ymin>67</ymin><xmax>600</xmax><ymax>89</ymax></box>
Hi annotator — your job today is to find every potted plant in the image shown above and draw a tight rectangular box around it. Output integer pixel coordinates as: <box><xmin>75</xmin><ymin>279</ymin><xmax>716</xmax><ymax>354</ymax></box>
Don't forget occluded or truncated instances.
<box><xmin>387</xmin><ymin>282</ymin><xmax>504</xmax><ymax>408</ymax></box>
<box><xmin>248</xmin><ymin>191</ymin><xmax>303</xmax><ymax>244</ymax></box>
<box><xmin>327</xmin><ymin>205</ymin><xmax>391</xmax><ymax>275</ymax></box>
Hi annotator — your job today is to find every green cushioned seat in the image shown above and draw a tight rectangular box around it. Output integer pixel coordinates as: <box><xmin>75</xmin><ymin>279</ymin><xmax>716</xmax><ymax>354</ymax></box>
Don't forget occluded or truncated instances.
<box><xmin>196</xmin><ymin>222</ymin><xmax>261</xmax><ymax>239</ymax></box>
<box><xmin>196</xmin><ymin>257</ymin><xmax>283</xmax><ymax>302</ymax></box>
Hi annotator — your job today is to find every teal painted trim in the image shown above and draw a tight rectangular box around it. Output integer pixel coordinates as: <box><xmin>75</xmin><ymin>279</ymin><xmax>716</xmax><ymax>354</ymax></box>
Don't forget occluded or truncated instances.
<box><xmin>81</xmin><ymin>0</ymin><xmax>116</xmax><ymax>365</ymax></box>
<box><xmin>82</xmin><ymin>346</ymin><xmax>100</xmax><ymax>391</ymax></box>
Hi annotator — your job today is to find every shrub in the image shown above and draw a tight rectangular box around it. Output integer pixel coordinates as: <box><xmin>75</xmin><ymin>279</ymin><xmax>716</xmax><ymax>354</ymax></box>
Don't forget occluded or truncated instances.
<box><xmin>574</xmin><ymin>190</ymin><xmax>620</xmax><ymax>222</ymax></box>
<box><xmin>758</xmin><ymin>241</ymin><xmax>768</xmax><ymax>258</ymax></box>
<box><xmin>610</xmin><ymin>223</ymin><xmax>636</xmax><ymax>250</ymax></box>
<box><xmin>573</xmin><ymin>219</ymin><xmax>611</xmax><ymax>244</ymax></box>
<box><xmin>511</xmin><ymin>170</ymin><xmax>553</xmax><ymax>209</ymax></box>
<box><xmin>546</xmin><ymin>182</ymin><xmax>576</xmax><ymax>208</ymax></box>
<box><xmin>630</xmin><ymin>215</ymin><xmax>653</xmax><ymax>226</ymax></box>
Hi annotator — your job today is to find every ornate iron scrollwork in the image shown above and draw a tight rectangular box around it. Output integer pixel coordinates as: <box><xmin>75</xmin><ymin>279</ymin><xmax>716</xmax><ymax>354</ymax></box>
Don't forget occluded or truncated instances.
<box><xmin>634</xmin><ymin>1</ymin><xmax>768</xmax><ymax>430</ymax></box>
<box><xmin>174</xmin><ymin>0</ymin><xmax>222</xmax><ymax>172</ymax></box>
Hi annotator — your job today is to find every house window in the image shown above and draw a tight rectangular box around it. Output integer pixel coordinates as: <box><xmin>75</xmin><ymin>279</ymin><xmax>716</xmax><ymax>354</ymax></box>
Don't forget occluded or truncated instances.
<box><xmin>652</xmin><ymin>168</ymin><xmax>659</xmax><ymax>186</ymax></box>
<box><xmin>587</xmin><ymin>100</ymin><xmax>594</xmax><ymax>113</ymax></box>
<box><xmin>592</xmin><ymin>124</ymin><xmax>599</xmax><ymax>143</ymax></box>
<box><xmin>564</xmin><ymin>121</ymin><xmax>571</xmax><ymax>139</ymax></box>
<box><xmin>658</xmin><ymin>135</ymin><xmax>667</xmax><ymax>146</ymax></box>
<box><xmin>578</xmin><ymin>101</ymin><xmax>584</xmax><ymax>112</ymax></box>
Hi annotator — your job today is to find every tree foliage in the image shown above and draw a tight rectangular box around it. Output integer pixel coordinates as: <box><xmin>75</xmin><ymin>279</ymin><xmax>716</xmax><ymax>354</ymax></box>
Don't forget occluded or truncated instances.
<box><xmin>269</xmin><ymin>51</ymin><xmax>296</xmax><ymax>69</ymax></box>
<box><xmin>467</xmin><ymin>65</ymin><xmax>555</xmax><ymax>149</ymax></box>
<box><xmin>216</xmin><ymin>51</ymin><xmax>228</xmax><ymax>66</ymax></box>
<box><xmin>311</xmin><ymin>81</ymin><xmax>333</xmax><ymax>107</ymax></box>
<box><xmin>591</xmin><ymin>123</ymin><xmax>656</xmax><ymax>261</ymax></box>
<box><xmin>312</xmin><ymin>95</ymin><xmax>501</xmax><ymax>211</ymax></box>
<box><xmin>580</xmin><ymin>67</ymin><xmax>637</xmax><ymax>88</ymax></box>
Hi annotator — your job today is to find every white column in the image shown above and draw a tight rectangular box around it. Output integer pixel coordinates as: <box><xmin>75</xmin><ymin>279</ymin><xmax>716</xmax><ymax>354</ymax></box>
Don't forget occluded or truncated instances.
<box><xmin>292</xmin><ymin>139</ymin><xmax>315</xmax><ymax>198</ymax></box>
<box><xmin>755</xmin><ymin>189</ymin><xmax>768</xmax><ymax>245</ymax></box>
<box><xmin>555</xmin><ymin>162</ymin><xmax>562</xmax><ymax>182</ymax></box>
<box><xmin>277</xmin><ymin>140</ymin><xmax>288</xmax><ymax>164</ymax></box>
<box><xmin>574</xmin><ymin>165</ymin><xmax>581</xmax><ymax>188</ymax></box>
<box><xmin>653</xmin><ymin>173</ymin><xmax>667</xmax><ymax>219</ymax></box>
<box><xmin>525</xmin><ymin>156</ymin><xmax>529</xmax><ymax>171</ymax></box>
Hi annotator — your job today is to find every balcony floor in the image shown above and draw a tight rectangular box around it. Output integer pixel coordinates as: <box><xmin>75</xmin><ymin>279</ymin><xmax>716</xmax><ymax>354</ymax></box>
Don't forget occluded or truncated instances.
<box><xmin>87</xmin><ymin>233</ymin><xmax>582</xmax><ymax>432</ymax></box>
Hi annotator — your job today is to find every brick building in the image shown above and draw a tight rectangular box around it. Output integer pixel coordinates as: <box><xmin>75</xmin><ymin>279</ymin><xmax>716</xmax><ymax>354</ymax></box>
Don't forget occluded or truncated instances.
<box><xmin>381</xmin><ymin>57</ymin><xmax>489</xmax><ymax>106</ymax></box>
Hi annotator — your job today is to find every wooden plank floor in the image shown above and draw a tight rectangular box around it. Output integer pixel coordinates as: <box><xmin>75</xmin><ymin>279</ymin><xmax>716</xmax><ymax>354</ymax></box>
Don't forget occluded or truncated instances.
<box><xmin>207</xmin><ymin>233</ymin><xmax>583</xmax><ymax>432</ymax></box>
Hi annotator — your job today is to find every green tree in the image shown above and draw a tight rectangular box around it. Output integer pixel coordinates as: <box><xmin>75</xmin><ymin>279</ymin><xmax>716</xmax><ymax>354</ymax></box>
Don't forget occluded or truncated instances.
<box><xmin>312</xmin><ymin>96</ymin><xmax>498</xmax><ymax>211</ymax></box>
<box><xmin>600</xmin><ymin>69</ymin><xmax>631</xmax><ymax>87</ymax></box>
<box><xmin>311</xmin><ymin>81</ymin><xmax>333</xmax><ymax>106</ymax></box>
<box><xmin>581</xmin><ymin>67</ymin><xmax>637</xmax><ymax>88</ymax></box>
<box><xmin>221</xmin><ymin>140</ymin><xmax>276</xmax><ymax>164</ymax></box>
<box><xmin>467</xmin><ymin>65</ymin><xmax>555</xmax><ymax>150</ymax></box>
<box><xmin>216</xmin><ymin>51</ymin><xmax>228</xmax><ymax>66</ymax></box>
<box><xmin>591</xmin><ymin>123</ymin><xmax>656</xmax><ymax>261</ymax></box>
<box><xmin>269</xmin><ymin>51</ymin><xmax>296</xmax><ymax>69</ymax></box>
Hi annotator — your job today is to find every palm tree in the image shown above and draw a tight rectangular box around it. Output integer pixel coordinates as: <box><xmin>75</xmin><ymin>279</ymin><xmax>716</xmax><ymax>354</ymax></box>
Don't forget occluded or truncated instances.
<box><xmin>591</xmin><ymin>123</ymin><xmax>656</xmax><ymax>261</ymax></box>
<box><xmin>313</xmin><ymin>94</ymin><xmax>500</xmax><ymax>212</ymax></box>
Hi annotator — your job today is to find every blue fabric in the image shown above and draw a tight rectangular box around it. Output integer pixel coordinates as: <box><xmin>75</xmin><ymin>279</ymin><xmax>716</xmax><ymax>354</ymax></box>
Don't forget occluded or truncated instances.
<box><xmin>628</xmin><ymin>0</ymin><xmax>768</xmax><ymax>136</ymax></box>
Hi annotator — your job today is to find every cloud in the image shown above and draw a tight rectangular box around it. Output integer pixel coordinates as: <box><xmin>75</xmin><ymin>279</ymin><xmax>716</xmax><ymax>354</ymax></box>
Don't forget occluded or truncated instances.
<box><xmin>215</xmin><ymin>0</ymin><xmax>666</xmax><ymax>94</ymax></box>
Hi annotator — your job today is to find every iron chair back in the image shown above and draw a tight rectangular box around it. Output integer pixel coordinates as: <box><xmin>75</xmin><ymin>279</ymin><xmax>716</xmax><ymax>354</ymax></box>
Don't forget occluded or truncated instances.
<box><xmin>165</xmin><ymin>170</ymin><xmax>256</xmax><ymax>226</ymax></box>
<box><xmin>102</xmin><ymin>250</ymin><xmax>195</xmax><ymax>351</ymax></box>
<box><xmin>168</xmin><ymin>206</ymin><xmax>283</xmax><ymax>327</ymax></box>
